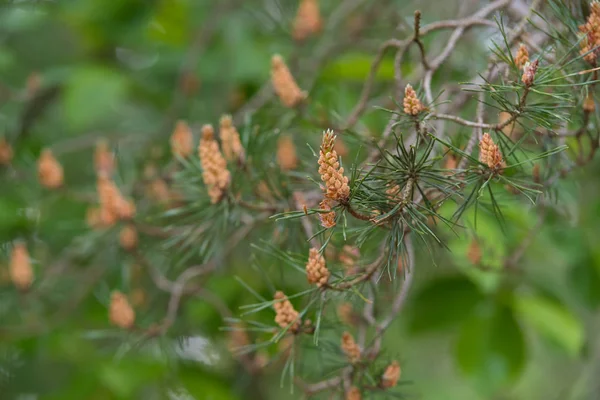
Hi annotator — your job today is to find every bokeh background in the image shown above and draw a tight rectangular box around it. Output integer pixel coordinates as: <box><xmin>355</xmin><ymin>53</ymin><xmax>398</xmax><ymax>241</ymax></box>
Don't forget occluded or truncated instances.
<box><xmin>1</xmin><ymin>0</ymin><xmax>600</xmax><ymax>399</ymax></box>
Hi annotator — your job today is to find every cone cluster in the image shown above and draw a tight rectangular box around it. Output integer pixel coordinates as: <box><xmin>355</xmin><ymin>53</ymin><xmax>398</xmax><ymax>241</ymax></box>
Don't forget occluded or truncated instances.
<box><xmin>219</xmin><ymin>115</ymin><xmax>244</xmax><ymax>162</ymax></box>
<box><xmin>346</xmin><ymin>387</ymin><xmax>361</xmax><ymax>400</ymax></box>
<box><xmin>514</xmin><ymin>44</ymin><xmax>529</xmax><ymax>69</ymax></box>
<box><xmin>38</xmin><ymin>149</ymin><xmax>64</xmax><ymax>189</ymax></box>
<box><xmin>277</xmin><ymin>135</ymin><xmax>298</xmax><ymax>170</ymax></box>
<box><xmin>318</xmin><ymin>130</ymin><xmax>350</xmax><ymax>202</ymax></box>
<box><xmin>271</xmin><ymin>55</ymin><xmax>306</xmax><ymax>108</ymax></box>
<box><xmin>199</xmin><ymin>125</ymin><xmax>231</xmax><ymax>204</ymax></box>
<box><xmin>318</xmin><ymin>199</ymin><xmax>336</xmax><ymax>228</ymax></box>
<box><xmin>579</xmin><ymin>1</ymin><xmax>600</xmax><ymax>64</ymax></box>
<box><xmin>478</xmin><ymin>133</ymin><xmax>505</xmax><ymax>170</ymax></box>
<box><xmin>293</xmin><ymin>0</ymin><xmax>322</xmax><ymax>41</ymax></box>
<box><xmin>10</xmin><ymin>243</ymin><xmax>33</xmax><ymax>290</ymax></box>
<box><xmin>341</xmin><ymin>331</ymin><xmax>361</xmax><ymax>363</ymax></box>
<box><xmin>403</xmin><ymin>84</ymin><xmax>424</xmax><ymax>116</ymax></box>
<box><xmin>109</xmin><ymin>290</ymin><xmax>135</xmax><ymax>329</ymax></box>
<box><xmin>171</xmin><ymin>120</ymin><xmax>194</xmax><ymax>158</ymax></box>
<box><xmin>274</xmin><ymin>291</ymin><xmax>301</xmax><ymax>332</ymax></box>
<box><xmin>306</xmin><ymin>248</ymin><xmax>330</xmax><ymax>287</ymax></box>
<box><xmin>381</xmin><ymin>360</ymin><xmax>401</xmax><ymax>388</ymax></box>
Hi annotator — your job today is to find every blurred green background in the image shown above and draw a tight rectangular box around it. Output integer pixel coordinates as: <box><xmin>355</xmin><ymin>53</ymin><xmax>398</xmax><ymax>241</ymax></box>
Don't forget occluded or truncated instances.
<box><xmin>1</xmin><ymin>0</ymin><xmax>600</xmax><ymax>399</ymax></box>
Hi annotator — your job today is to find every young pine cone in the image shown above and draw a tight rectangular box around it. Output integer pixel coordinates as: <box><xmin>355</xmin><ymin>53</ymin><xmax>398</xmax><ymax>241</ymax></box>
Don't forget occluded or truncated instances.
<box><xmin>318</xmin><ymin>199</ymin><xmax>336</xmax><ymax>228</ymax></box>
<box><xmin>306</xmin><ymin>248</ymin><xmax>330</xmax><ymax>287</ymax></box>
<box><xmin>219</xmin><ymin>115</ymin><xmax>245</xmax><ymax>162</ymax></box>
<box><xmin>198</xmin><ymin>124</ymin><xmax>231</xmax><ymax>204</ymax></box>
<box><xmin>318</xmin><ymin>130</ymin><xmax>350</xmax><ymax>202</ymax></box>
<box><xmin>514</xmin><ymin>44</ymin><xmax>529</xmax><ymax>69</ymax></box>
<box><xmin>171</xmin><ymin>120</ymin><xmax>194</xmax><ymax>158</ymax></box>
<box><xmin>346</xmin><ymin>387</ymin><xmax>361</xmax><ymax>400</ymax></box>
<box><xmin>94</xmin><ymin>139</ymin><xmax>115</xmax><ymax>177</ymax></box>
<box><xmin>277</xmin><ymin>135</ymin><xmax>298</xmax><ymax>170</ymax></box>
<box><xmin>273</xmin><ymin>291</ymin><xmax>301</xmax><ymax>332</ymax></box>
<box><xmin>109</xmin><ymin>291</ymin><xmax>135</xmax><ymax>329</ymax></box>
<box><xmin>38</xmin><ymin>149</ymin><xmax>64</xmax><ymax>189</ymax></box>
<box><xmin>0</xmin><ymin>137</ymin><xmax>13</xmax><ymax>166</ymax></box>
<box><xmin>403</xmin><ymin>84</ymin><xmax>424</xmax><ymax>116</ymax></box>
<box><xmin>293</xmin><ymin>0</ymin><xmax>322</xmax><ymax>41</ymax></box>
<box><xmin>271</xmin><ymin>55</ymin><xmax>307</xmax><ymax>108</ymax></box>
<box><xmin>10</xmin><ymin>243</ymin><xmax>33</xmax><ymax>291</ymax></box>
<box><xmin>341</xmin><ymin>331</ymin><xmax>361</xmax><ymax>363</ymax></box>
<box><xmin>381</xmin><ymin>360</ymin><xmax>401</xmax><ymax>388</ymax></box>
<box><xmin>478</xmin><ymin>133</ymin><xmax>505</xmax><ymax>170</ymax></box>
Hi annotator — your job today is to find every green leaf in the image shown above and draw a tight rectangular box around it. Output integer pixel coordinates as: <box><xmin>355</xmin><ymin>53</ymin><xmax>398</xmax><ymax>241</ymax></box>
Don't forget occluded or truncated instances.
<box><xmin>63</xmin><ymin>66</ymin><xmax>127</xmax><ymax>131</ymax></box>
<box><xmin>407</xmin><ymin>275</ymin><xmax>485</xmax><ymax>334</ymax></box>
<box><xmin>512</xmin><ymin>293</ymin><xmax>584</xmax><ymax>357</ymax></box>
<box><xmin>454</xmin><ymin>301</ymin><xmax>526</xmax><ymax>395</ymax></box>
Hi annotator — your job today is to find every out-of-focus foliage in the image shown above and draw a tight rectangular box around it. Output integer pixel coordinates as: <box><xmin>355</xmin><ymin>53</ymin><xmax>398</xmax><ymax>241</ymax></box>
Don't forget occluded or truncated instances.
<box><xmin>1</xmin><ymin>0</ymin><xmax>600</xmax><ymax>399</ymax></box>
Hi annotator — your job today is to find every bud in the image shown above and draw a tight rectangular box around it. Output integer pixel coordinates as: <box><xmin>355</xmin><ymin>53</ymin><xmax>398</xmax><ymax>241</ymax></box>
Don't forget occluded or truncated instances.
<box><xmin>271</xmin><ymin>55</ymin><xmax>307</xmax><ymax>108</ymax></box>
<box><xmin>478</xmin><ymin>133</ymin><xmax>505</xmax><ymax>170</ymax></box>
<box><xmin>10</xmin><ymin>242</ymin><xmax>33</xmax><ymax>290</ymax></box>
<box><xmin>584</xmin><ymin>93</ymin><xmax>595</xmax><ymax>113</ymax></box>
<box><xmin>171</xmin><ymin>120</ymin><xmax>194</xmax><ymax>158</ymax></box>
<box><xmin>119</xmin><ymin>224</ymin><xmax>138</xmax><ymax>251</ymax></box>
<box><xmin>444</xmin><ymin>154</ymin><xmax>457</xmax><ymax>171</ymax></box>
<box><xmin>38</xmin><ymin>149</ymin><xmax>64</xmax><ymax>189</ymax></box>
<box><xmin>346</xmin><ymin>387</ymin><xmax>361</xmax><ymax>400</ymax></box>
<box><xmin>293</xmin><ymin>0</ymin><xmax>322</xmax><ymax>41</ymax></box>
<box><xmin>198</xmin><ymin>124</ymin><xmax>231</xmax><ymax>204</ymax></box>
<box><xmin>381</xmin><ymin>361</ymin><xmax>401</xmax><ymax>388</ymax></box>
<box><xmin>403</xmin><ymin>84</ymin><xmax>424</xmax><ymax>116</ymax></box>
<box><xmin>306</xmin><ymin>248</ymin><xmax>330</xmax><ymax>287</ymax></box>
<box><xmin>0</xmin><ymin>137</ymin><xmax>13</xmax><ymax>166</ymax></box>
<box><xmin>318</xmin><ymin>130</ymin><xmax>350</xmax><ymax>202</ymax></box>
<box><xmin>273</xmin><ymin>291</ymin><xmax>301</xmax><ymax>332</ymax></box>
<box><xmin>109</xmin><ymin>291</ymin><xmax>135</xmax><ymax>329</ymax></box>
<box><xmin>532</xmin><ymin>163</ymin><xmax>541</xmax><ymax>183</ymax></box>
<box><xmin>94</xmin><ymin>139</ymin><xmax>115</xmax><ymax>177</ymax></box>
<box><xmin>514</xmin><ymin>44</ymin><xmax>529</xmax><ymax>69</ymax></box>
<box><xmin>277</xmin><ymin>135</ymin><xmax>298</xmax><ymax>170</ymax></box>
<box><xmin>521</xmin><ymin>60</ymin><xmax>538</xmax><ymax>87</ymax></box>
<box><xmin>341</xmin><ymin>331</ymin><xmax>361</xmax><ymax>363</ymax></box>
<box><xmin>219</xmin><ymin>115</ymin><xmax>245</xmax><ymax>162</ymax></box>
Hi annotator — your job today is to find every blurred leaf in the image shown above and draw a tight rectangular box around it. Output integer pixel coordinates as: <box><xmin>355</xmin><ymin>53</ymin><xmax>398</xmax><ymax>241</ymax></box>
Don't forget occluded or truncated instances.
<box><xmin>569</xmin><ymin>260</ymin><xmax>600</xmax><ymax>309</ymax></box>
<box><xmin>407</xmin><ymin>275</ymin><xmax>485</xmax><ymax>334</ymax></box>
<box><xmin>454</xmin><ymin>301</ymin><xmax>526</xmax><ymax>394</ymax></box>
<box><xmin>321</xmin><ymin>53</ymin><xmax>395</xmax><ymax>81</ymax></box>
<box><xmin>63</xmin><ymin>66</ymin><xmax>127</xmax><ymax>131</ymax></box>
<box><xmin>512</xmin><ymin>292</ymin><xmax>584</xmax><ymax>357</ymax></box>
<box><xmin>179</xmin><ymin>365</ymin><xmax>238</xmax><ymax>400</ymax></box>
